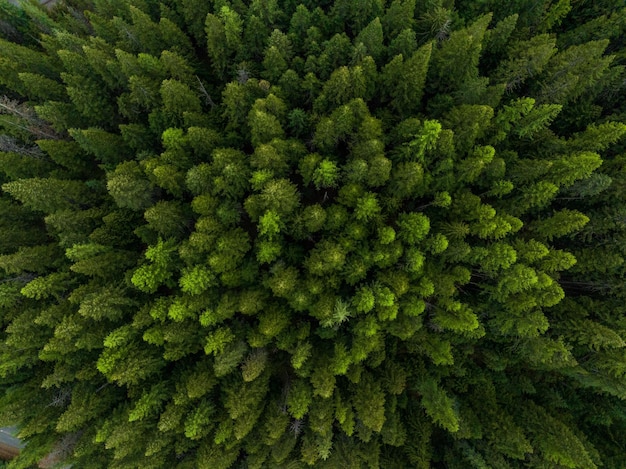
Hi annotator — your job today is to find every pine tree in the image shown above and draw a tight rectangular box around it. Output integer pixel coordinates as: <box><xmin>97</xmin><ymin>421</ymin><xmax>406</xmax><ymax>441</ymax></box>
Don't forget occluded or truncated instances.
<box><xmin>381</xmin><ymin>43</ymin><xmax>431</xmax><ymax>116</ymax></box>
<box><xmin>2</xmin><ymin>177</ymin><xmax>97</xmax><ymax>214</ymax></box>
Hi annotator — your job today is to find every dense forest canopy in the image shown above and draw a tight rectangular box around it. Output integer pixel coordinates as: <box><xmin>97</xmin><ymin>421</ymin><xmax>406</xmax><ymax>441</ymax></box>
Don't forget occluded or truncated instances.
<box><xmin>1</xmin><ymin>0</ymin><xmax>626</xmax><ymax>467</ymax></box>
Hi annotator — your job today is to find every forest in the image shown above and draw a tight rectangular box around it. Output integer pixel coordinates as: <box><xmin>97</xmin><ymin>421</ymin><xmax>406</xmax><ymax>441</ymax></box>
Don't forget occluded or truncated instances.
<box><xmin>0</xmin><ymin>0</ymin><xmax>626</xmax><ymax>467</ymax></box>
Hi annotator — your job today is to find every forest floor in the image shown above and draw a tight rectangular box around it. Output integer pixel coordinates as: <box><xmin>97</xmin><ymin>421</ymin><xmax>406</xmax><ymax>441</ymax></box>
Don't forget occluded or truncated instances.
<box><xmin>0</xmin><ymin>427</ymin><xmax>22</xmax><ymax>461</ymax></box>
<box><xmin>8</xmin><ymin>0</ymin><xmax>58</xmax><ymax>7</ymax></box>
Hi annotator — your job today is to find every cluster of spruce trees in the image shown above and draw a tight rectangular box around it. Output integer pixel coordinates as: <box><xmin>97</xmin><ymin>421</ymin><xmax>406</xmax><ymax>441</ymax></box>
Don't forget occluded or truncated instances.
<box><xmin>1</xmin><ymin>0</ymin><xmax>626</xmax><ymax>467</ymax></box>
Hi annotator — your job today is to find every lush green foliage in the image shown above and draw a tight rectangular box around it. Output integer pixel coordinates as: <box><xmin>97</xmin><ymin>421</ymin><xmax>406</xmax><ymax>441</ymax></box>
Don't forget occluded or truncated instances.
<box><xmin>1</xmin><ymin>0</ymin><xmax>626</xmax><ymax>467</ymax></box>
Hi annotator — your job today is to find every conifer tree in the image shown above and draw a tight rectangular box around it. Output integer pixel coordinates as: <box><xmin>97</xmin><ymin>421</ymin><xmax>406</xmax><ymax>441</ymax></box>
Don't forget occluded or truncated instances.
<box><xmin>0</xmin><ymin>0</ymin><xmax>625</xmax><ymax>467</ymax></box>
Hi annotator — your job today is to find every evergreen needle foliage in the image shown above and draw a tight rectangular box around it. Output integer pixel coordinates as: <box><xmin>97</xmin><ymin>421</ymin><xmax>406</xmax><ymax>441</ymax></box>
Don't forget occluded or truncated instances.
<box><xmin>0</xmin><ymin>0</ymin><xmax>626</xmax><ymax>467</ymax></box>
